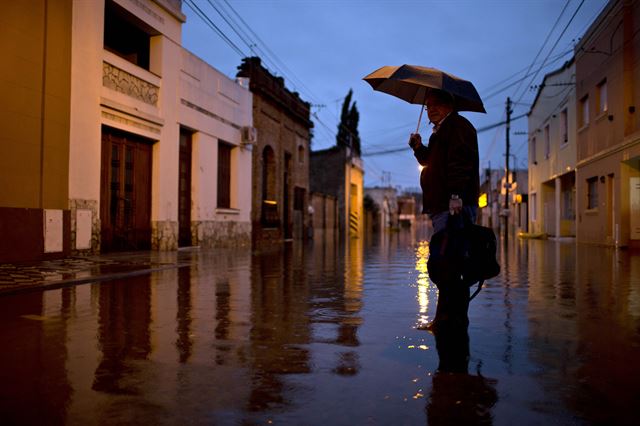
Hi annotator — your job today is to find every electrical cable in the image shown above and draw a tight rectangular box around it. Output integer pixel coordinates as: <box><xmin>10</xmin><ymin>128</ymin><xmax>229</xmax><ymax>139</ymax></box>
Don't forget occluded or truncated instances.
<box><xmin>514</xmin><ymin>0</ymin><xmax>585</xmax><ymax>106</ymax></box>
<box><xmin>511</xmin><ymin>0</ymin><xmax>572</xmax><ymax>101</ymax></box>
<box><xmin>184</xmin><ymin>0</ymin><xmax>246</xmax><ymax>57</ymax></box>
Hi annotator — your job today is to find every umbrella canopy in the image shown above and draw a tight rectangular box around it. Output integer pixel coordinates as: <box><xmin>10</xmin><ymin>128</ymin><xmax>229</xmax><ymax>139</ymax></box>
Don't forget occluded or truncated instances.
<box><xmin>363</xmin><ymin>65</ymin><xmax>486</xmax><ymax>113</ymax></box>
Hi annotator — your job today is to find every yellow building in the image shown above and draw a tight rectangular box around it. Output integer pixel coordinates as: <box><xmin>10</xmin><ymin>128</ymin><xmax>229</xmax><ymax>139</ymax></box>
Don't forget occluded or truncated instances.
<box><xmin>575</xmin><ymin>0</ymin><xmax>640</xmax><ymax>247</ymax></box>
<box><xmin>0</xmin><ymin>1</ymin><xmax>73</xmax><ymax>262</ymax></box>
<box><xmin>310</xmin><ymin>146</ymin><xmax>364</xmax><ymax>240</ymax></box>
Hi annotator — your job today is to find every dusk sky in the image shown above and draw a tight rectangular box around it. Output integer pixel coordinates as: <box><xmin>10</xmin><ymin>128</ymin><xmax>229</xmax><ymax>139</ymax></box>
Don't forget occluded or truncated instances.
<box><xmin>181</xmin><ymin>0</ymin><xmax>609</xmax><ymax>190</ymax></box>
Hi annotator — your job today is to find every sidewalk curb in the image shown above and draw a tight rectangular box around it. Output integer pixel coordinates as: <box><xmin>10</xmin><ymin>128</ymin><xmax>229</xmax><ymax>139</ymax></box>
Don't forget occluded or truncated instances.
<box><xmin>0</xmin><ymin>263</ymin><xmax>191</xmax><ymax>298</ymax></box>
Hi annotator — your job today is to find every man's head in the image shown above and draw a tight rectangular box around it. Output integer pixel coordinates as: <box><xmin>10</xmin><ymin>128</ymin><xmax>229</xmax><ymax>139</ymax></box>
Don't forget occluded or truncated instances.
<box><xmin>425</xmin><ymin>89</ymin><xmax>455</xmax><ymax>125</ymax></box>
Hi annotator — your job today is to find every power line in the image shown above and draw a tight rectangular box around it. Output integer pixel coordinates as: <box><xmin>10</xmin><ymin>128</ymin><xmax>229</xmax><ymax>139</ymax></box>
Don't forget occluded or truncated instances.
<box><xmin>482</xmin><ymin>48</ymin><xmax>573</xmax><ymax>101</ymax></box>
<box><xmin>219</xmin><ymin>0</ymin><xmax>322</xmax><ymax>106</ymax></box>
<box><xmin>511</xmin><ymin>0</ymin><xmax>572</xmax><ymax>101</ymax></box>
<box><xmin>184</xmin><ymin>0</ymin><xmax>246</xmax><ymax>57</ymax></box>
<box><xmin>514</xmin><ymin>0</ymin><xmax>585</xmax><ymax>105</ymax></box>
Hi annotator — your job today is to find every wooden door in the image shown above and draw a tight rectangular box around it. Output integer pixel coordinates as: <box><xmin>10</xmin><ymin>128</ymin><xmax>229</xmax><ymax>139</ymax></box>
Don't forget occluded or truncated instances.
<box><xmin>101</xmin><ymin>128</ymin><xmax>152</xmax><ymax>251</ymax></box>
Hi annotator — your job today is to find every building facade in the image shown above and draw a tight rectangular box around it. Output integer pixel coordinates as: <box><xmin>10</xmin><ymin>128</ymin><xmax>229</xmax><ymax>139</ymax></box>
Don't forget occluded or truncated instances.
<box><xmin>1</xmin><ymin>1</ymin><xmax>74</xmax><ymax>262</ymax></box>
<box><xmin>528</xmin><ymin>59</ymin><xmax>577</xmax><ymax>237</ymax></box>
<box><xmin>364</xmin><ymin>186</ymin><xmax>399</xmax><ymax>232</ymax></box>
<box><xmin>574</xmin><ymin>0</ymin><xmax>640</xmax><ymax>247</ymax></box>
<box><xmin>310</xmin><ymin>146</ymin><xmax>364</xmax><ymax>239</ymax></box>
<box><xmin>236</xmin><ymin>57</ymin><xmax>313</xmax><ymax>247</ymax></box>
<box><xmin>1</xmin><ymin>0</ymin><xmax>253</xmax><ymax>262</ymax></box>
<box><xmin>479</xmin><ymin>168</ymin><xmax>528</xmax><ymax>235</ymax></box>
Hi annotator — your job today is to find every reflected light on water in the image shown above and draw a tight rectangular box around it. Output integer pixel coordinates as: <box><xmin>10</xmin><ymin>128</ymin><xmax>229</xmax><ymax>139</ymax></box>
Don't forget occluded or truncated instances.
<box><xmin>414</xmin><ymin>240</ymin><xmax>435</xmax><ymax>327</ymax></box>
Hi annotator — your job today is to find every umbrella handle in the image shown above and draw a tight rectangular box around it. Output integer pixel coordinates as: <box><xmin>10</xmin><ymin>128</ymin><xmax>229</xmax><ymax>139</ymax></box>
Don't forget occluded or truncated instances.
<box><xmin>416</xmin><ymin>106</ymin><xmax>424</xmax><ymax>133</ymax></box>
<box><xmin>415</xmin><ymin>89</ymin><xmax>428</xmax><ymax>133</ymax></box>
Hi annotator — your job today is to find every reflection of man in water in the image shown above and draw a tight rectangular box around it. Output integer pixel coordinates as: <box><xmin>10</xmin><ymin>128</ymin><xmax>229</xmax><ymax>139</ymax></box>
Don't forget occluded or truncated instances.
<box><xmin>426</xmin><ymin>328</ymin><xmax>498</xmax><ymax>425</ymax></box>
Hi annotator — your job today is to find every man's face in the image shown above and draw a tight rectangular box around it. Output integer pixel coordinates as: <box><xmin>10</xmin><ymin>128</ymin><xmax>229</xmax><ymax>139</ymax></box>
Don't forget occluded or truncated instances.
<box><xmin>425</xmin><ymin>97</ymin><xmax>452</xmax><ymax>125</ymax></box>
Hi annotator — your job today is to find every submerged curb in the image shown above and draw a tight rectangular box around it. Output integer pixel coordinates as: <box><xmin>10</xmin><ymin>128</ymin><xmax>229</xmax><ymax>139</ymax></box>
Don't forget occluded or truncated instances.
<box><xmin>0</xmin><ymin>263</ymin><xmax>192</xmax><ymax>297</ymax></box>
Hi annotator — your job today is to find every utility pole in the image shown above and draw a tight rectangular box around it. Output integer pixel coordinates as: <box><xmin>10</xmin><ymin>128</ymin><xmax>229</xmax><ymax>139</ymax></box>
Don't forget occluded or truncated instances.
<box><xmin>504</xmin><ymin>97</ymin><xmax>512</xmax><ymax>244</ymax></box>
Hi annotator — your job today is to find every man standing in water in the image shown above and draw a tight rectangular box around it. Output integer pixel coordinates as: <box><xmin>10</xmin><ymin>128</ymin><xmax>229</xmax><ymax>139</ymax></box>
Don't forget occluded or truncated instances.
<box><xmin>408</xmin><ymin>89</ymin><xmax>480</xmax><ymax>332</ymax></box>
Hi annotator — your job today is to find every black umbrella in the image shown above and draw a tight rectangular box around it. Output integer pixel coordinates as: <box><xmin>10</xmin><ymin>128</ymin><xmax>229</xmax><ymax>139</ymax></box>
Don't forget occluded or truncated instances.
<box><xmin>363</xmin><ymin>64</ymin><xmax>486</xmax><ymax>131</ymax></box>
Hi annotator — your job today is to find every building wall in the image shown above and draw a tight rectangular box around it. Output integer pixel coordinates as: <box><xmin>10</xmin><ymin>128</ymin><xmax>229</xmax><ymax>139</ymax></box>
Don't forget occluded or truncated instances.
<box><xmin>238</xmin><ymin>57</ymin><xmax>313</xmax><ymax>247</ymax></box>
<box><xmin>310</xmin><ymin>146</ymin><xmax>364</xmax><ymax>239</ymax></box>
<box><xmin>69</xmin><ymin>0</ymin><xmax>252</xmax><ymax>253</ymax></box>
<box><xmin>310</xmin><ymin>192</ymin><xmax>337</xmax><ymax>233</ymax></box>
<box><xmin>311</xmin><ymin>147</ymin><xmax>347</xmax><ymax>235</ymax></box>
<box><xmin>575</xmin><ymin>0</ymin><xmax>640</xmax><ymax>246</ymax></box>
<box><xmin>0</xmin><ymin>0</ymin><xmax>73</xmax><ymax>262</ymax></box>
<box><xmin>364</xmin><ymin>187</ymin><xmax>398</xmax><ymax>230</ymax></box>
<box><xmin>528</xmin><ymin>60</ymin><xmax>577</xmax><ymax>237</ymax></box>
<box><xmin>179</xmin><ymin>50</ymin><xmax>253</xmax><ymax>247</ymax></box>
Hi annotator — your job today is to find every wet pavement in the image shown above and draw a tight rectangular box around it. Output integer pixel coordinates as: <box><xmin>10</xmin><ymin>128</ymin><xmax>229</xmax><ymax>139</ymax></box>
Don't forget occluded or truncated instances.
<box><xmin>1</xmin><ymin>229</ymin><xmax>639</xmax><ymax>425</ymax></box>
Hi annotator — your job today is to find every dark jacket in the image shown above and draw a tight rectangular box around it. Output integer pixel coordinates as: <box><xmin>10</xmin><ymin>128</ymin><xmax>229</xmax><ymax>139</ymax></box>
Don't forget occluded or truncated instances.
<box><xmin>413</xmin><ymin>112</ymin><xmax>480</xmax><ymax>215</ymax></box>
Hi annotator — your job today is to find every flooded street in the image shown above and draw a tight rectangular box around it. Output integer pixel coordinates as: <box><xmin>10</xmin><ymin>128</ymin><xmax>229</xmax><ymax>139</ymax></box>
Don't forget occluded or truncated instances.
<box><xmin>1</xmin><ymin>229</ymin><xmax>639</xmax><ymax>425</ymax></box>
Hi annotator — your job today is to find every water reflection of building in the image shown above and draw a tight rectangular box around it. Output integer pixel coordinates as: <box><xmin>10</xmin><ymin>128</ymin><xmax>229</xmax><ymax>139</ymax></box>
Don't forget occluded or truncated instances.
<box><xmin>526</xmin><ymin>241</ymin><xmax>640</xmax><ymax>425</ymax></box>
<box><xmin>334</xmin><ymin>238</ymin><xmax>364</xmax><ymax>375</ymax></box>
<box><xmin>92</xmin><ymin>275</ymin><xmax>153</xmax><ymax>394</ymax></box>
<box><xmin>248</xmin><ymin>245</ymin><xmax>312</xmax><ymax>410</ymax></box>
<box><xmin>0</xmin><ymin>291</ymin><xmax>72</xmax><ymax>424</ymax></box>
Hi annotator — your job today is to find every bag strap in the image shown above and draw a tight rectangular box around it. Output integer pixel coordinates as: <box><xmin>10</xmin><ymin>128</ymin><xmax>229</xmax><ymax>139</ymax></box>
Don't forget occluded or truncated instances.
<box><xmin>469</xmin><ymin>279</ymin><xmax>484</xmax><ymax>301</ymax></box>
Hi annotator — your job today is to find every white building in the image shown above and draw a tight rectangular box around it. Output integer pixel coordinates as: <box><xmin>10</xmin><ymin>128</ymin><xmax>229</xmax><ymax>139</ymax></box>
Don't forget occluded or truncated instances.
<box><xmin>528</xmin><ymin>59</ymin><xmax>577</xmax><ymax>237</ymax></box>
<box><xmin>70</xmin><ymin>0</ymin><xmax>253</xmax><ymax>252</ymax></box>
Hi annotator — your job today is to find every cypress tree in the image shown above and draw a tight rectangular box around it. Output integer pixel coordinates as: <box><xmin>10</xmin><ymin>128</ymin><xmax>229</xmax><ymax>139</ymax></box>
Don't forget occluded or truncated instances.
<box><xmin>336</xmin><ymin>89</ymin><xmax>361</xmax><ymax>157</ymax></box>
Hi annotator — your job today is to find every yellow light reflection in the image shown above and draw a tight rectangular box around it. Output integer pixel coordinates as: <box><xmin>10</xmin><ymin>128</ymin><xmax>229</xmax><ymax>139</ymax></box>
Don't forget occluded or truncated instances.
<box><xmin>415</xmin><ymin>240</ymin><xmax>435</xmax><ymax>328</ymax></box>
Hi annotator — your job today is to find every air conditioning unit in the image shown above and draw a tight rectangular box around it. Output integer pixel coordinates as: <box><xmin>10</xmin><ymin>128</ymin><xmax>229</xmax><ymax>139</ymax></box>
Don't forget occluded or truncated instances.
<box><xmin>241</xmin><ymin>126</ymin><xmax>257</xmax><ymax>145</ymax></box>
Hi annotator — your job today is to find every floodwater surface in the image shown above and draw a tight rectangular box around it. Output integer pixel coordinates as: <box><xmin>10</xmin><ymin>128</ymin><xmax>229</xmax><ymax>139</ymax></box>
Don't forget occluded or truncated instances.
<box><xmin>1</xmin><ymin>230</ymin><xmax>639</xmax><ymax>425</ymax></box>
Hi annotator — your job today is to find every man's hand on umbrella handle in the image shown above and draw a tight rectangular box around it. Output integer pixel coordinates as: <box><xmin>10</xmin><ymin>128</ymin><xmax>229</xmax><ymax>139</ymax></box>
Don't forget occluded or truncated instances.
<box><xmin>408</xmin><ymin>133</ymin><xmax>422</xmax><ymax>150</ymax></box>
<box><xmin>449</xmin><ymin>195</ymin><xmax>463</xmax><ymax>215</ymax></box>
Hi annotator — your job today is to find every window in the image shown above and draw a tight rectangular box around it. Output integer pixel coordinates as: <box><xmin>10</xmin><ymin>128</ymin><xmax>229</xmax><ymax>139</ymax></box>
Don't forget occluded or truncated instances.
<box><xmin>587</xmin><ymin>177</ymin><xmax>598</xmax><ymax>210</ymax></box>
<box><xmin>103</xmin><ymin>1</ymin><xmax>154</xmax><ymax>70</ymax></box>
<box><xmin>544</xmin><ymin>125</ymin><xmax>550</xmax><ymax>159</ymax></box>
<box><xmin>579</xmin><ymin>95</ymin><xmax>589</xmax><ymax>128</ymax></box>
<box><xmin>597</xmin><ymin>79</ymin><xmax>608</xmax><ymax>114</ymax></box>
<box><xmin>531</xmin><ymin>137</ymin><xmax>537</xmax><ymax>164</ymax></box>
<box><xmin>560</xmin><ymin>109</ymin><xmax>568</xmax><ymax>144</ymax></box>
<box><xmin>298</xmin><ymin>145</ymin><xmax>305</xmax><ymax>164</ymax></box>
<box><xmin>217</xmin><ymin>142</ymin><xmax>233</xmax><ymax>208</ymax></box>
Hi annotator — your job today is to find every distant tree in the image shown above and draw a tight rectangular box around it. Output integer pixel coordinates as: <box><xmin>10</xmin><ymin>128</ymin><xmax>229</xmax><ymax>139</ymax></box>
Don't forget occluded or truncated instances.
<box><xmin>336</xmin><ymin>89</ymin><xmax>361</xmax><ymax>156</ymax></box>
